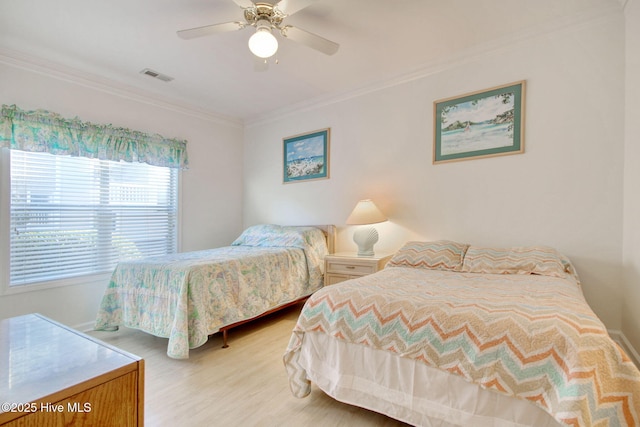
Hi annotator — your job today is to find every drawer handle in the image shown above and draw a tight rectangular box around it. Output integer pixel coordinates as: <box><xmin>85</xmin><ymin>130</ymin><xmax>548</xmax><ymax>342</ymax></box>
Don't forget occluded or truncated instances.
<box><xmin>345</xmin><ymin>266</ymin><xmax>356</xmax><ymax>269</ymax></box>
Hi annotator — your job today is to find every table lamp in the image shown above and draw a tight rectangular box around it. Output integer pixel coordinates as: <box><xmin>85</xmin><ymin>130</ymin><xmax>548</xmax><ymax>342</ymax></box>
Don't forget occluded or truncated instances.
<box><xmin>346</xmin><ymin>199</ymin><xmax>387</xmax><ymax>256</ymax></box>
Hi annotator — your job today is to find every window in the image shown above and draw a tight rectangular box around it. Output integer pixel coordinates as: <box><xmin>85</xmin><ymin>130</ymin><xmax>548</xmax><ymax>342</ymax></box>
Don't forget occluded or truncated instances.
<box><xmin>8</xmin><ymin>150</ymin><xmax>178</xmax><ymax>287</ymax></box>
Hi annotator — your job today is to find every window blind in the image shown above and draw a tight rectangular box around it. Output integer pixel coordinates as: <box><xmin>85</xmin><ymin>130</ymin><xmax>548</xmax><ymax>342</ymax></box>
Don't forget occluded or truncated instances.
<box><xmin>10</xmin><ymin>150</ymin><xmax>178</xmax><ymax>286</ymax></box>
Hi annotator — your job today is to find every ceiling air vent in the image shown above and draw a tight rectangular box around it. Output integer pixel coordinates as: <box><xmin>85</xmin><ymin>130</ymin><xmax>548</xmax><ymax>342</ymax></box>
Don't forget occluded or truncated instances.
<box><xmin>140</xmin><ymin>68</ymin><xmax>174</xmax><ymax>82</ymax></box>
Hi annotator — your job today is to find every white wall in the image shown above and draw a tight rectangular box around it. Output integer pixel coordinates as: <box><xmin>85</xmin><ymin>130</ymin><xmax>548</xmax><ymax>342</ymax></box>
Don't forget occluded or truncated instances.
<box><xmin>243</xmin><ymin>12</ymin><xmax>626</xmax><ymax>329</ymax></box>
<box><xmin>623</xmin><ymin>0</ymin><xmax>640</xmax><ymax>352</ymax></box>
<box><xmin>0</xmin><ymin>60</ymin><xmax>244</xmax><ymax>327</ymax></box>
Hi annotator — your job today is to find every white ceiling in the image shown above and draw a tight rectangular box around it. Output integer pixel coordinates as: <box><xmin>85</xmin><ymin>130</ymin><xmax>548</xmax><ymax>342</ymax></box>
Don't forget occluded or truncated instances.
<box><xmin>0</xmin><ymin>0</ymin><xmax>623</xmax><ymax>124</ymax></box>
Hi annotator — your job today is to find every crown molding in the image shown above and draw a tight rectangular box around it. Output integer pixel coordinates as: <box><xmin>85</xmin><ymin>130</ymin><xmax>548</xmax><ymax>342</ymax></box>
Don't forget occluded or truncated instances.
<box><xmin>1</xmin><ymin>0</ymin><xmax>624</xmax><ymax>131</ymax></box>
<box><xmin>0</xmin><ymin>47</ymin><xmax>243</xmax><ymax>129</ymax></box>
<box><xmin>245</xmin><ymin>2</ymin><xmax>624</xmax><ymax>128</ymax></box>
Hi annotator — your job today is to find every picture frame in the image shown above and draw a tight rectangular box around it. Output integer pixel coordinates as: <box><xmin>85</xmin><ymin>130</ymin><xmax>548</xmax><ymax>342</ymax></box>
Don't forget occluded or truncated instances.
<box><xmin>283</xmin><ymin>128</ymin><xmax>330</xmax><ymax>183</ymax></box>
<box><xmin>433</xmin><ymin>81</ymin><xmax>525</xmax><ymax>164</ymax></box>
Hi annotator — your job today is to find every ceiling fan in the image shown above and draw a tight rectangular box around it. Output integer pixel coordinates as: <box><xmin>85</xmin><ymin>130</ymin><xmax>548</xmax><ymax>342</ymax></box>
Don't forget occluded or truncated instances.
<box><xmin>177</xmin><ymin>0</ymin><xmax>339</xmax><ymax>59</ymax></box>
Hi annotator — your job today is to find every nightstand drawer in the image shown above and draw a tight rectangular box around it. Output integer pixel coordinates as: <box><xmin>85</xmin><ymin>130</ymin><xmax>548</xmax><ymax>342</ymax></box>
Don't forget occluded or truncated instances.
<box><xmin>324</xmin><ymin>253</ymin><xmax>393</xmax><ymax>287</ymax></box>
<box><xmin>326</xmin><ymin>261</ymin><xmax>376</xmax><ymax>275</ymax></box>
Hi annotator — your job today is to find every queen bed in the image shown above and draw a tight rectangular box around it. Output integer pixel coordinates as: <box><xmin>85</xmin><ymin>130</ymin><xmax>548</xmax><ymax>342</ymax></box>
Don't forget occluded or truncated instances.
<box><xmin>284</xmin><ymin>241</ymin><xmax>640</xmax><ymax>426</ymax></box>
<box><xmin>95</xmin><ymin>224</ymin><xmax>335</xmax><ymax>359</ymax></box>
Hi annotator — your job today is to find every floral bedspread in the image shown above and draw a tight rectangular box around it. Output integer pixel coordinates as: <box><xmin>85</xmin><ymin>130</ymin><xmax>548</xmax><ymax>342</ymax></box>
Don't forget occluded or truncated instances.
<box><xmin>96</xmin><ymin>225</ymin><xmax>327</xmax><ymax>358</ymax></box>
<box><xmin>284</xmin><ymin>267</ymin><xmax>640</xmax><ymax>426</ymax></box>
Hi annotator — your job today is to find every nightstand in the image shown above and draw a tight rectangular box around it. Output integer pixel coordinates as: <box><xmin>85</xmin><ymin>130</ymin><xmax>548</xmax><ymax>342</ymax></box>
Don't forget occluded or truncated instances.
<box><xmin>324</xmin><ymin>252</ymin><xmax>393</xmax><ymax>286</ymax></box>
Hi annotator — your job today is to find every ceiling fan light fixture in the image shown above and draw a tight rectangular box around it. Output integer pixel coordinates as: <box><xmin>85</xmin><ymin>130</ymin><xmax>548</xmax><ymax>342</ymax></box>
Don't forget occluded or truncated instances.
<box><xmin>248</xmin><ymin>21</ymin><xmax>278</xmax><ymax>58</ymax></box>
<box><xmin>177</xmin><ymin>2</ymin><xmax>340</xmax><ymax>58</ymax></box>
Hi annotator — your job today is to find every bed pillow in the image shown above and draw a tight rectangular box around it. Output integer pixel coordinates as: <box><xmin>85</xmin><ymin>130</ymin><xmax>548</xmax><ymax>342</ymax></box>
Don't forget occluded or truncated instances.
<box><xmin>232</xmin><ymin>224</ymin><xmax>322</xmax><ymax>249</ymax></box>
<box><xmin>387</xmin><ymin>240</ymin><xmax>469</xmax><ymax>271</ymax></box>
<box><xmin>232</xmin><ymin>224</ymin><xmax>284</xmax><ymax>247</ymax></box>
<box><xmin>461</xmin><ymin>245</ymin><xmax>578</xmax><ymax>280</ymax></box>
<box><xmin>232</xmin><ymin>224</ymin><xmax>329</xmax><ymax>286</ymax></box>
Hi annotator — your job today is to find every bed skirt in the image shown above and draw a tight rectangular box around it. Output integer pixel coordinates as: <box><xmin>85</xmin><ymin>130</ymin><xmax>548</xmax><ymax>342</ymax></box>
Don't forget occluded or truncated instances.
<box><xmin>294</xmin><ymin>332</ymin><xmax>562</xmax><ymax>427</ymax></box>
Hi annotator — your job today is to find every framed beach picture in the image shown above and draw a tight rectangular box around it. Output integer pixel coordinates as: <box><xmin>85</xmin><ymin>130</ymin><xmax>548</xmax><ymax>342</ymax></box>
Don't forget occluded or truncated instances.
<box><xmin>433</xmin><ymin>81</ymin><xmax>525</xmax><ymax>164</ymax></box>
<box><xmin>283</xmin><ymin>128</ymin><xmax>330</xmax><ymax>183</ymax></box>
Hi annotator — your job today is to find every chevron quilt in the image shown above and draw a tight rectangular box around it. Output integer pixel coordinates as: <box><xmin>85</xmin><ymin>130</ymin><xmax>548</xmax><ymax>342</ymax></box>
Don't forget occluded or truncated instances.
<box><xmin>284</xmin><ymin>267</ymin><xmax>640</xmax><ymax>426</ymax></box>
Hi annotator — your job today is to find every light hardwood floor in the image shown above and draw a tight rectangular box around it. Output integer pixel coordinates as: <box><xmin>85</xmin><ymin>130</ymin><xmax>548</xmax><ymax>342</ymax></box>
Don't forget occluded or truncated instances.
<box><xmin>89</xmin><ymin>303</ymin><xmax>410</xmax><ymax>427</ymax></box>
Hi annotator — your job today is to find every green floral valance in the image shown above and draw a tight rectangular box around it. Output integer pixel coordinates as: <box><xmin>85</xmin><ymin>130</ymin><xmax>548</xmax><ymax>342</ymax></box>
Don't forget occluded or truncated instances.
<box><xmin>0</xmin><ymin>104</ymin><xmax>188</xmax><ymax>169</ymax></box>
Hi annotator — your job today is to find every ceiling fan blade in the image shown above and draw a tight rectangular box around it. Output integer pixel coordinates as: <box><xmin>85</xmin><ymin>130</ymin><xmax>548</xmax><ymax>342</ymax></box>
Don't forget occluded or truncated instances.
<box><xmin>177</xmin><ymin>21</ymin><xmax>245</xmax><ymax>40</ymax></box>
<box><xmin>275</xmin><ymin>0</ymin><xmax>313</xmax><ymax>16</ymax></box>
<box><xmin>233</xmin><ymin>0</ymin><xmax>255</xmax><ymax>8</ymax></box>
<box><xmin>280</xmin><ymin>25</ymin><xmax>339</xmax><ymax>55</ymax></box>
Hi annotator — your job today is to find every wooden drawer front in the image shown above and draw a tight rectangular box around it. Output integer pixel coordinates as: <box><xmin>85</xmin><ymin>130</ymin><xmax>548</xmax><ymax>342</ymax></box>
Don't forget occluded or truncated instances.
<box><xmin>3</xmin><ymin>371</ymin><xmax>139</xmax><ymax>427</ymax></box>
<box><xmin>327</xmin><ymin>261</ymin><xmax>376</xmax><ymax>276</ymax></box>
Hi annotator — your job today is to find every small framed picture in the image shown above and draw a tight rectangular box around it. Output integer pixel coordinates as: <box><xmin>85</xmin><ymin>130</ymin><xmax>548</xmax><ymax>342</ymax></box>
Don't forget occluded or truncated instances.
<box><xmin>283</xmin><ymin>128</ymin><xmax>330</xmax><ymax>183</ymax></box>
<box><xmin>433</xmin><ymin>81</ymin><xmax>525</xmax><ymax>164</ymax></box>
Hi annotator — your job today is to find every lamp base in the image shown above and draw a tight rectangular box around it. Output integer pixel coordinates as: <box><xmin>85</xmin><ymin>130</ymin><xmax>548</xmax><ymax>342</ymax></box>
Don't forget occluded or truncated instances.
<box><xmin>353</xmin><ymin>226</ymin><xmax>379</xmax><ymax>257</ymax></box>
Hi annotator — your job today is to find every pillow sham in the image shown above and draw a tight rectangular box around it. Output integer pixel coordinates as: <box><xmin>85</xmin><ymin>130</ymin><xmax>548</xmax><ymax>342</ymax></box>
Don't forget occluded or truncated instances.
<box><xmin>460</xmin><ymin>245</ymin><xmax>578</xmax><ymax>280</ymax></box>
<box><xmin>387</xmin><ymin>240</ymin><xmax>469</xmax><ymax>271</ymax></box>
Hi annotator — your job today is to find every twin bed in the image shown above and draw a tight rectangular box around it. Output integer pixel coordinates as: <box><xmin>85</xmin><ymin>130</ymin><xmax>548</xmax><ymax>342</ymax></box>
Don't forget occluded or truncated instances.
<box><xmin>283</xmin><ymin>240</ymin><xmax>640</xmax><ymax>426</ymax></box>
<box><xmin>95</xmin><ymin>224</ymin><xmax>335</xmax><ymax>359</ymax></box>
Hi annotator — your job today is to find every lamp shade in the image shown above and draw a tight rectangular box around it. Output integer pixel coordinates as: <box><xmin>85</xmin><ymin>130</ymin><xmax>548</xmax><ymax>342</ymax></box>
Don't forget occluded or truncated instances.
<box><xmin>346</xmin><ymin>199</ymin><xmax>387</xmax><ymax>225</ymax></box>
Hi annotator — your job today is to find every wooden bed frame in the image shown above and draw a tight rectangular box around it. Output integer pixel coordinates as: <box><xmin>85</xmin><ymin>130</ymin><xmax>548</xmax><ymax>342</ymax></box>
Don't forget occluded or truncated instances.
<box><xmin>218</xmin><ymin>224</ymin><xmax>336</xmax><ymax>348</ymax></box>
